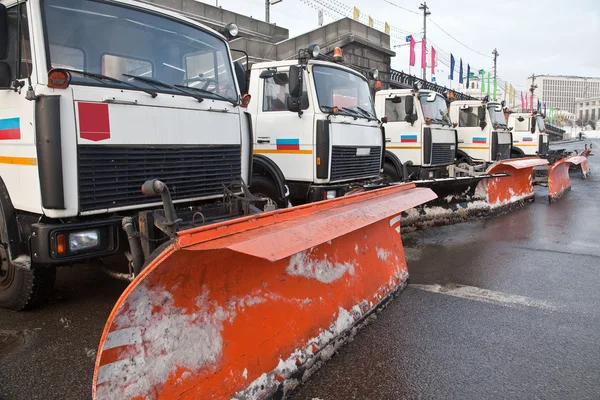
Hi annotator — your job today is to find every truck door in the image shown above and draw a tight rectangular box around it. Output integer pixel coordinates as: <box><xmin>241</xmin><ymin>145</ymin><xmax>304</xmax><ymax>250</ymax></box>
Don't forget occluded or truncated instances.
<box><xmin>383</xmin><ymin>95</ymin><xmax>422</xmax><ymax>165</ymax></box>
<box><xmin>0</xmin><ymin>2</ymin><xmax>42</xmax><ymax>214</ymax></box>
<box><xmin>457</xmin><ymin>105</ymin><xmax>488</xmax><ymax>162</ymax></box>
<box><xmin>254</xmin><ymin>68</ymin><xmax>314</xmax><ymax>182</ymax></box>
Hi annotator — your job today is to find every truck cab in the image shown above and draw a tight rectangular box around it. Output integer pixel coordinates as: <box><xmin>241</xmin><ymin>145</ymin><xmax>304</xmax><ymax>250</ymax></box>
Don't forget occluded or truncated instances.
<box><xmin>449</xmin><ymin>100</ymin><xmax>512</xmax><ymax>168</ymax></box>
<box><xmin>247</xmin><ymin>47</ymin><xmax>383</xmax><ymax>205</ymax></box>
<box><xmin>508</xmin><ymin>112</ymin><xmax>549</xmax><ymax>156</ymax></box>
<box><xmin>375</xmin><ymin>89</ymin><xmax>457</xmax><ymax>181</ymax></box>
<box><xmin>0</xmin><ymin>0</ymin><xmax>251</xmax><ymax>309</ymax></box>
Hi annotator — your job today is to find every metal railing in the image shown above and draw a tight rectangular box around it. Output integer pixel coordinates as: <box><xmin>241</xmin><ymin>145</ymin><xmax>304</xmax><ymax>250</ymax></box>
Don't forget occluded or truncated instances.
<box><xmin>387</xmin><ymin>69</ymin><xmax>477</xmax><ymax>101</ymax></box>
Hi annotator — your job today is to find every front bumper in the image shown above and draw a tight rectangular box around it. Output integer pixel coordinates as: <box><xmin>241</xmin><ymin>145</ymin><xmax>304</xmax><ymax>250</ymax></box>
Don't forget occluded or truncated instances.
<box><xmin>30</xmin><ymin>218</ymin><xmax>121</xmax><ymax>265</ymax></box>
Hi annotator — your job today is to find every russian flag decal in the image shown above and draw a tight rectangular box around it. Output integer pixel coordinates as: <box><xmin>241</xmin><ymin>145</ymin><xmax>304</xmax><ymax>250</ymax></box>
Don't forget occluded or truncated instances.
<box><xmin>276</xmin><ymin>138</ymin><xmax>300</xmax><ymax>150</ymax></box>
<box><xmin>400</xmin><ymin>135</ymin><xmax>418</xmax><ymax>143</ymax></box>
<box><xmin>523</xmin><ymin>137</ymin><xmax>533</xmax><ymax>142</ymax></box>
<box><xmin>0</xmin><ymin>118</ymin><xmax>21</xmax><ymax>140</ymax></box>
<box><xmin>473</xmin><ymin>137</ymin><xmax>487</xmax><ymax>144</ymax></box>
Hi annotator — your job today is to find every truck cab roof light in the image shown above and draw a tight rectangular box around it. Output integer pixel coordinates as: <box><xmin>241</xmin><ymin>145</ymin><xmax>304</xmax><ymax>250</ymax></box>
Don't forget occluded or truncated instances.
<box><xmin>333</xmin><ymin>47</ymin><xmax>343</xmax><ymax>62</ymax></box>
<box><xmin>308</xmin><ymin>44</ymin><xmax>320</xmax><ymax>59</ymax></box>
<box><xmin>241</xmin><ymin>94</ymin><xmax>251</xmax><ymax>108</ymax></box>
<box><xmin>222</xmin><ymin>23</ymin><xmax>238</xmax><ymax>39</ymax></box>
<box><xmin>375</xmin><ymin>80</ymin><xmax>382</xmax><ymax>91</ymax></box>
<box><xmin>48</xmin><ymin>69</ymin><xmax>71</xmax><ymax>89</ymax></box>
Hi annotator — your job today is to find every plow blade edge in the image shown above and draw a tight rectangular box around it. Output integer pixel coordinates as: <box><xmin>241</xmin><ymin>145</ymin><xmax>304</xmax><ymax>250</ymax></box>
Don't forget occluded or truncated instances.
<box><xmin>548</xmin><ymin>155</ymin><xmax>589</xmax><ymax>202</ymax></box>
<box><xmin>93</xmin><ymin>183</ymin><xmax>436</xmax><ymax>400</ymax></box>
<box><xmin>400</xmin><ymin>159</ymin><xmax>548</xmax><ymax>230</ymax></box>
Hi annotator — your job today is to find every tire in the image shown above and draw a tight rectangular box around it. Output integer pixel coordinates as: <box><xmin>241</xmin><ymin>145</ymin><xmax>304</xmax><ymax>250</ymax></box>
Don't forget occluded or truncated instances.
<box><xmin>382</xmin><ymin>163</ymin><xmax>402</xmax><ymax>183</ymax></box>
<box><xmin>0</xmin><ymin>254</ymin><xmax>56</xmax><ymax>311</ymax></box>
<box><xmin>511</xmin><ymin>149</ymin><xmax>525</xmax><ymax>158</ymax></box>
<box><xmin>250</xmin><ymin>175</ymin><xmax>287</xmax><ymax>209</ymax></box>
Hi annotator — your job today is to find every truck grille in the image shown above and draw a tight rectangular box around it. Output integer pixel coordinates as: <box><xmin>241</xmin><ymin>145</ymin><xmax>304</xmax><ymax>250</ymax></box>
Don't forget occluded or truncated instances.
<box><xmin>497</xmin><ymin>144</ymin><xmax>511</xmax><ymax>160</ymax></box>
<box><xmin>430</xmin><ymin>143</ymin><xmax>455</xmax><ymax>165</ymax></box>
<box><xmin>78</xmin><ymin>145</ymin><xmax>241</xmax><ymax>212</ymax></box>
<box><xmin>330</xmin><ymin>146</ymin><xmax>381</xmax><ymax>182</ymax></box>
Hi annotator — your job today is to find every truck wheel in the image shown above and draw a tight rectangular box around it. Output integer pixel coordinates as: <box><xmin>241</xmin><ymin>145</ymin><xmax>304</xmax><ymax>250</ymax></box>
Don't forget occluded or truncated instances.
<box><xmin>382</xmin><ymin>163</ymin><xmax>402</xmax><ymax>183</ymax></box>
<box><xmin>250</xmin><ymin>175</ymin><xmax>287</xmax><ymax>209</ymax></box>
<box><xmin>0</xmin><ymin>248</ymin><xmax>56</xmax><ymax>311</ymax></box>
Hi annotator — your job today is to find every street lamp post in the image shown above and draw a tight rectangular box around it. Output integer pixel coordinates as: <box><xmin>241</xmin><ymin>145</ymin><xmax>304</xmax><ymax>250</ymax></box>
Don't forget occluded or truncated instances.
<box><xmin>266</xmin><ymin>0</ymin><xmax>283</xmax><ymax>24</ymax></box>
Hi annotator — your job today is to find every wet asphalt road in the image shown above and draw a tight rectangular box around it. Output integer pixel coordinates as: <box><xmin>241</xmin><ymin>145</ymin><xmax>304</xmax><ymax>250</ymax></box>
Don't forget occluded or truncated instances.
<box><xmin>1</xmin><ymin>140</ymin><xmax>598</xmax><ymax>400</ymax></box>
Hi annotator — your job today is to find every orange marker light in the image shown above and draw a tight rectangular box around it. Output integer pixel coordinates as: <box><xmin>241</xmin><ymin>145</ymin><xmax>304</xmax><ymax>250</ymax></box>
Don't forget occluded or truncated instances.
<box><xmin>375</xmin><ymin>80</ymin><xmax>382</xmax><ymax>90</ymax></box>
<box><xmin>333</xmin><ymin>47</ymin><xmax>343</xmax><ymax>62</ymax></box>
<box><xmin>316</xmin><ymin>157</ymin><xmax>321</xmax><ymax>166</ymax></box>
<box><xmin>48</xmin><ymin>70</ymin><xmax>71</xmax><ymax>89</ymax></box>
<box><xmin>56</xmin><ymin>233</ymin><xmax>66</xmax><ymax>255</ymax></box>
<box><xmin>241</xmin><ymin>94</ymin><xmax>251</xmax><ymax>108</ymax></box>
<box><xmin>332</xmin><ymin>106</ymin><xmax>339</xmax><ymax>114</ymax></box>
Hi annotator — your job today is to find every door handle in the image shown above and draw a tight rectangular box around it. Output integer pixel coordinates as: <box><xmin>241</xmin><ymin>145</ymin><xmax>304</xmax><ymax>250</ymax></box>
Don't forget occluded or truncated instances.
<box><xmin>257</xmin><ymin>138</ymin><xmax>270</xmax><ymax>144</ymax></box>
<box><xmin>385</xmin><ymin>138</ymin><xmax>391</xmax><ymax>143</ymax></box>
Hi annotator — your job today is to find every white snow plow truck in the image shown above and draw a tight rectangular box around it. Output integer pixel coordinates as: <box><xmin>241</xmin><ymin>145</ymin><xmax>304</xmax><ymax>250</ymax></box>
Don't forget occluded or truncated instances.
<box><xmin>247</xmin><ymin>46</ymin><xmax>384</xmax><ymax>206</ymax></box>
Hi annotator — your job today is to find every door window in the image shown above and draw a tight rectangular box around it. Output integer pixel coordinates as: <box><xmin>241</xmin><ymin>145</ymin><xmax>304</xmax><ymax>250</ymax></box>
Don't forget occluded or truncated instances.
<box><xmin>262</xmin><ymin>71</ymin><xmax>308</xmax><ymax>112</ymax></box>
<box><xmin>385</xmin><ymin>97</ymin><xmax>415</xmax><ymax>122</ymax></box>
<box><xmin>5</xmin><ymin>3</ymin><xmax>32</xmax><ymax>80</ymax></box>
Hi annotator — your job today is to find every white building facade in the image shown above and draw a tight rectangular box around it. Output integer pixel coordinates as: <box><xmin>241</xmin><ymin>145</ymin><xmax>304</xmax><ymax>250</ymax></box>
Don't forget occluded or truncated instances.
<box><xmin>575</xmin><ymin>96</ymin><xmax>600</xmax><ymax>124</ymax></box>
<box><xmin>528</xmin><ymin>75</ymin><xmax>600</xmax><ymax>114</ymax></box>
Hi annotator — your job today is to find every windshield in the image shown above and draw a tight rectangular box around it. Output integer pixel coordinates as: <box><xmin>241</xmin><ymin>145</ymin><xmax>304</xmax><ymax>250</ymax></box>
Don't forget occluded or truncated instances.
<box><xmin>487</xmin><ymin>104</ymin><xmax>507</xmax><ymax>127</ymax></box>
<box><xmin>312</xmin><ymin>65</ymin><xmax>375</xmax><ymax>118</ymax></box>
<box><xmin>419</xmin><ymin>93</ymin><xmax>452</xmax><ymax>125</ymax></box>
<box><xmin>42</xmin><ymin>0</ymin><xmax>238</xmax><ymax>102</ymax></box>
<box><xmin>536</xmin><ymin>115</ymin><xmax>546</xmax><ymax>131</ymax></box>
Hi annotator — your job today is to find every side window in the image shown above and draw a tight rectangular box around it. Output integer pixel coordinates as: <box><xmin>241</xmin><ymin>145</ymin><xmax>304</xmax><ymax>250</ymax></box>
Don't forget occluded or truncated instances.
<box><xmin>102</xmin><ymin>54</ymin><xmax>152</xmax><ymax>79</ymax></box>
<box><xmin>5</xmin><ymin>3</ymin><xmax>33</xmax><ymax>80</ymax></box>
<box><xmin>262</xmin><ymin>71</ymin><xmax>308</xmax><ymax>112</ymax></box>
<box><xmin>458</xmin><ymin>107</ymin><xmax>480</xmax><ymax>127</ymax></box>
<box><xmin>385</xmin><ymin>97</ymin><xmax>413</xmax><ymax>122</ymax></box>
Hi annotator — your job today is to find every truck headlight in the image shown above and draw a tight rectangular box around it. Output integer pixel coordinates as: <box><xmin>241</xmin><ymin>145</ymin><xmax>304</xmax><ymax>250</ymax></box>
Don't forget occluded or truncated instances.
<box><xmin>326</xmin><ymin>190</ymin><xmax>337</xmax><ymax>200</ymax></box>
<box><xmin>69</xmin><ymin>230</ymin><xmax>100</xmax><ymax>252</ymax></box>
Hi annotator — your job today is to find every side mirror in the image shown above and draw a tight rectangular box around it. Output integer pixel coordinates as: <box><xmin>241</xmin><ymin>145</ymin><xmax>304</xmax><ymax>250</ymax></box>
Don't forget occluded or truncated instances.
<box><xmin>405</xmin><ymin>95</ymin><xmax>414</xmax><ymax>116</ymax></box>
<box><xmin>288</xmin><ymin>65</ymin><xmax>303</xmax><ymax>98</ymax></box>
<box><xmin>381</xmin><ymin>116</ymin><xmax>388</xmax><ymax>124</ymax></box>
<box><xmin>0</xmin><ymin>5</ymin><xmax>7</xmax><ymax>60</ymax></box>
<box><xmin>234</xmin><ymin>61</ymin><xmax>248</xmax><ymax>95</ymax></box>
<box><xmin>478</xmin><ymin>106</ymin><xmax>487</xmax><ymax>130</ymax></box>
<box><xmin>0</xmin><ymin>62</ymin><xmax>11</xmax><ymax>88</ymax></box>
<box><xmin>531</xmin><ymin>121</ymin><xmax>536</xmax><ymax>134</ymax></box>
<box><xmin>259</xmin><ymin>69</ymin><xmax>275</xmax><ymax>79</ymax></box>
<box><xmin>286</xmin><ymin>96</ymin><xmax>301</xmax><ymax>113</ymax></box>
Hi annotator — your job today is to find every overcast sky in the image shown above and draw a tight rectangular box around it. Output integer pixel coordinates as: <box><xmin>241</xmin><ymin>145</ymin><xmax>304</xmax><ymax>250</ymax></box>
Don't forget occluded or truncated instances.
<box><xmin>199</xmin><ymin>0</ymin><xmax>599</xmax><ymax>92</ymax></box>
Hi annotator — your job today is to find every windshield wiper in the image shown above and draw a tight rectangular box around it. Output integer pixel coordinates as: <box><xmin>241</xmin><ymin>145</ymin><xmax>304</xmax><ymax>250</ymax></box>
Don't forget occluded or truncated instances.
<box><xmin>353</xmin><ymin>106</ymin><xmax>378</xmax><ymax>121</ymax></box>
<box><xmin>61</xmin><ymin>69</ymin><xmax>158</xmax><ymax>98</ymax></box>
<box><xmin>122</xmin><ymin>74</ymin><xmax>203</xmax><ymax>102</ymax></box>
<box><xmin>341</xmin><ymin>106</ymin><xmax>378</xmax><ymax>121</ymax></box>
<box><xmin>175</xmin><ymin>84</ymin><xmax>237</xmax><ymax>106</ymax></box>
<box><xmin>322</xmin><ymin>105</ymin><xmax>357</xmax><ymax>119</ymax></box>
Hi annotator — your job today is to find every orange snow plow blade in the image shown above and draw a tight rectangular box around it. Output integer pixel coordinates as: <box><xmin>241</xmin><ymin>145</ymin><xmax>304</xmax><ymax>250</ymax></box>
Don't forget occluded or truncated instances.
<box><xmin>547</xmin><ymin>155</ymin><xmax>589</xmax><ymax>202</ymax></box>
<box><xmin>475</xmin><ymin>158</ymin><xmax>549</xmax><ymax>206</ymax></box>
<box><xmin>93</xmin><ymin>183</ymin><xmax>436</xmax><ymax>400</ymax></box>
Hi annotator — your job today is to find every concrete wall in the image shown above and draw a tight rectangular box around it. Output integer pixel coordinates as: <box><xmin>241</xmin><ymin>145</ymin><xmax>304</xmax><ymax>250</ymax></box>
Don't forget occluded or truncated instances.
<box><xmin>140</xmin><ymin>0</ymin><xmax>289</xmax><ymax>42</ymax></box>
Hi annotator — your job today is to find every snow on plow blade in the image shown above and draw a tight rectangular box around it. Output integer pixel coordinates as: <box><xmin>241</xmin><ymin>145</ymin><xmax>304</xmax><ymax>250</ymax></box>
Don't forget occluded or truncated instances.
<box><xmin>548</xmin><ymin>155</ymin><xmax>590</xmax><ymax>202</ymax></box>
<box><xmin>402</xmin><ymin>158</ymin><xmax>549</xmax><ymax>231</ymax></box>
<box><xmin>92</xmin><ymin>183</ymin><xmax>436</xmax><ymax>400</ymax></box>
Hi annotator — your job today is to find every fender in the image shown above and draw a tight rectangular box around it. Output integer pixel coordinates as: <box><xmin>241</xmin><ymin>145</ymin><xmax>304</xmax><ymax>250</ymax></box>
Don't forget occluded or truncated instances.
<box><xmin>455</xmin><ymin>149</ymin><xmax>473</xmax><ymax>164</ymax></box>
<box><xmin>251</xmin><ymin>154</ymin><xmax>288</xmax><ymax>199</ymax></box>
<box><xmin>0</xmin><ymin>177</ymin><xmax>27</xmax><ymax>265</ymax></box>
<box><xmin>511</xmin><ymin>146</ymin><xmax>526</xmax><ymax>157</ymax></box>
<box><xmin>384</xmin><ymin>150</ymin><xmax>403</xmax><ymax>177</ymax></box>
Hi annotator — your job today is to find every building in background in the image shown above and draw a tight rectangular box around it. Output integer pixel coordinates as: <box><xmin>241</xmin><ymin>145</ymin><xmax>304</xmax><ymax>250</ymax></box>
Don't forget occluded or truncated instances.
<box><xmin>575</xmin><ymin>96</ymin><xmax>600</xmax><ymax>126</ymax></box>
<box><xmin>528</xmin><ymin>75</ymin><xmax>600</xmax><ymax>114</ymax></box>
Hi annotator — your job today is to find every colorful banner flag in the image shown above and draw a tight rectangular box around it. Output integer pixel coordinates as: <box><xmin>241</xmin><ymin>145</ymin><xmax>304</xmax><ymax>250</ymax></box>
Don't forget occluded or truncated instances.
<box><xmin>487</xmin><ymin>72</ymin><xmax>491</xmax><ymax>96</ymax></box>
<box><xmin>493</xmin><ymin>76</ymin><xmax>497</xmax><ymax>100</ymax></box>
<box><xmin>510</xmin><ymin>84</ymin><xmax>514</xmax><ymax>106</ymax></box>
<box><xmin>521</xmin><ymin>92</ymin><xmax>525</xmax><ymax>109</ymax></box>
<box><xmin>421</xmin><ymin>38</ymin><xmax>427</xmax><ymax>69</ymax></box>
<box><xmin>385</xmin><ymin>22</ymin><xmax>390</xmax><ymax>34</ymax></box>
<box><xmin>466</xmin><ymin>64</ymin><xmax>470</xmax><ymax>89</ymax></box>
<box><xmin>537</xmin><ymin>99</ymin><xmax>541</xmax><ymax>112</ymax></box>
<box><xmin>431</xmin><ymin>47</ymin><xmax>436</xmax><ymax>75</ymax></box>
<box><xmin>449</xmin><ymin>54</ymin><xmax>455</xmax><ymax>80</ymax></box>
<box><xmin>353</xmin><ymin>6</ymin><xmax>360</xmax><ymax>21</ymax></box>
<box><xmin>544</xmin><ymin>102</ymin><xmax>547</xmax><ymax>115</ymax></box>
<box><xmin>459</xmin><ymin>58</ymin><xmax>463</xmax><ymax>84</ymax></box>
<box><xmin>480</xmin><ymin>69</ymin><xmax>485</xmax><ymax>93</ymax></box>
<box><xmin>368</xmin><ymin>16</ymin><xmax>374</xmax><ymax>27</ymax></box>
<box><xmin>529</xmin><ymin>94</ymin><xmax>533</xmax><ymax>111</ymax></box>
<box><xmin>409</xmin><ymin>36</ymin><xmax>416</xmax><ymax>67</ymax></box>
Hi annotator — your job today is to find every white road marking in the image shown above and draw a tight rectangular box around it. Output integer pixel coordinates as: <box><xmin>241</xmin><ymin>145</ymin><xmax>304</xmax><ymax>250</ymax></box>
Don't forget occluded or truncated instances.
<box><xmin>410</xmin><ymin>283</ymin><xmax>557</xmax><ymax>311</ymax></box>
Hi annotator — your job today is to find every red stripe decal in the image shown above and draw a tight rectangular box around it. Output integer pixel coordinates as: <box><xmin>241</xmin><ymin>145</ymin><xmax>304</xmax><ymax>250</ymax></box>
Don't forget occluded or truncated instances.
<box><xmin>0</xmin><ymin>128</ymin><xmax>21</xmax><ymax>140</ymax></box>
<box><xmin>277</xmin><ymin>144</ymin><xmax>300</xmax><ymax>150</ymax></box>
<box><xmin>78</xmin><ymin>103</ymin><xmax>110</xmax><ymax>142</ymax></box>
<box><xmin>401</xmin><ymin>139</ymin><xmax>418</xmax><ymax>143</ymax></box>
